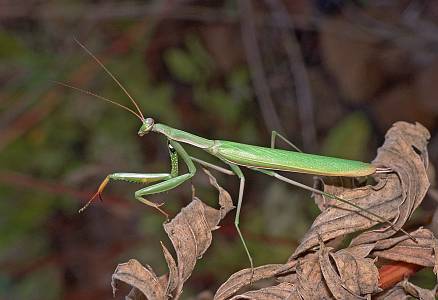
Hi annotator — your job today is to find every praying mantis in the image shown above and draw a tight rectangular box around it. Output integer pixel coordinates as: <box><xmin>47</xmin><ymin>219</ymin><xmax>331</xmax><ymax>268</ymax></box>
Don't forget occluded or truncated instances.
<box><xmin>59</xmin><ymin>40</ymin><xmax>413</xmax><ymax>272</ymax></box>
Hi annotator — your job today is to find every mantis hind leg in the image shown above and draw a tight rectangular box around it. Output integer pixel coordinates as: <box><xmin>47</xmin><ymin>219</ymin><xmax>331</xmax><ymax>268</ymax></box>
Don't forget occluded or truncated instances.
<box><xmin>251</xmin><ymin>168</ymin><xmax>414</xmax><ymax>241</ymax></box>
<box><xmin>271</xmin><ymin>131</ymin><xmax>302</xmax><ymax>152</ymax></box>
<box><xmin>190</xmin><ymin>156</ymin><xmax>235</xmax><ymax>176</ymax></box>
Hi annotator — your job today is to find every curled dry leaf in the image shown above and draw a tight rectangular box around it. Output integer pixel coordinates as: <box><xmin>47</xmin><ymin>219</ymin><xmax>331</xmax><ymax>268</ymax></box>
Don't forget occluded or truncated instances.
<box><xmin>294</xmin><ymin>175</ymin><xmax>402</xmax><ymax>257</ymax></box>
<box><xmin>111</xmin><ymin>259</ymin><xmax>166</xmax><ymax>300</ymax></box>
<box><xmin>352</xmin><ymin>122</ymin><xmax>430</xmax><ymax>245</ymax></box>
<box><xmin>214</xmin><ymin>264</ymin><xmax>284</xmax><ymax>300</ymax></box>
<box><xmin>375</xmin><ymin>280</ymin><xmax>437</xmax><ymax>300</ymax></box>
<box><xmin>294</xmin><ymin>121</ymin><xmax>430</xmax><ymax>257</ymax></box>
<box><xmin>292</xmin><ymin>252</ymin><xmax>332</xmax><ymax>299</ymax></box>
<box><xmin>400</xmin><ymin>280</ymin><xmax>437</xmax><ymax>300</ymax></box>
<box><xmin>112</xmin><ymin>169</ymin><xmax>234</xmax><ymax>299</ymax></box>
<box><xmin>374</xmin><ymin>284</ymin><xmax>410</xmax><ymax>300</ymax></box>
<box><xmin>225</xmin><ymin>239</ymin><xmax>381</xmax><ymax>299</ymax></box>
<box><xmin>219</xmin><ymin>254</ymin><xmax>325</xmax><ymax>299</ymax></box>
<box><xmin>318</xmin><ymin>242</ymin><xmax>380</xmax><ymax>299</ymax></box>
<box><xmin>229</xmin><ymin>282</ymin><xmax>296</xmax><ymax>300</ymax></box>
<box><xmin>372</xmin><ymin>227</ymin><xmax>438</xmax><ymax>269</ymax></box>
<box><xmin>330</xmin><ymin>248</ymin><xmax>380</xmax><ymax>296</ymax></box>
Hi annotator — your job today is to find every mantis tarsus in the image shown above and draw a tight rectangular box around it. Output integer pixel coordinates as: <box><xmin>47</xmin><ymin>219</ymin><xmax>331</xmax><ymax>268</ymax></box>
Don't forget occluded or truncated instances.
<box><xmin>60</xmin><ymin>40</ymin><xmax>414</xmax><ymax>274</ymax></box>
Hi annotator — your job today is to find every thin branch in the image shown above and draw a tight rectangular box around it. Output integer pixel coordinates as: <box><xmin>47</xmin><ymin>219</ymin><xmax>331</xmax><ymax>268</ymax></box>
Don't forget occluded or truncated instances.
<box><xmin>238</xmin><ymin>0</ymin><xmax>284</xmax><ymax>134</ymax></box>
<box><xmin>0</xmin><ymin>170</ymin><xmax>129</xmax><ymax>209</ymax></box>
<box><xmin>0</xmin><ymin>2</ymin><xmax>237</xmax><ymax>23</ymax></box>
<box><xmin>265</xmin><ymin>0</ymin><xmax>318</xmax><ymax>152</ymax></box>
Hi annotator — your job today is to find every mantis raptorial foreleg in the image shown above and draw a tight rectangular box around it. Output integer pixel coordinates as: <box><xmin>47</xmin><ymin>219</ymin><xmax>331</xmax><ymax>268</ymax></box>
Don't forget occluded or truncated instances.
<box><xmin>133</xmin><ymin>140</ymin><xmax>196</xmax><ymax>219</ymax></box>
<box><xmin>80</xmin><ymin>140</ymin><xmax>195</xmax><ymax>219</ymax></box>
<box><xmin>271</xmin><ymin>130</ymin><xmax>302</xmax><ymax>152</ymax></box>
<box><xmin>79</xmin><ymin>172</ymin><xmax>173</xmax><ymax>214</ymax></box>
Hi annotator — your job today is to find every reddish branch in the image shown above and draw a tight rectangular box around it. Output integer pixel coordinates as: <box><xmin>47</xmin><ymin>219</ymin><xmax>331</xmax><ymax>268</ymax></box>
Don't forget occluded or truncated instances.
<box><xmin>0</xmin><ymin>170</ymin><xmax>129</xmax><ymax>209</ymax></box>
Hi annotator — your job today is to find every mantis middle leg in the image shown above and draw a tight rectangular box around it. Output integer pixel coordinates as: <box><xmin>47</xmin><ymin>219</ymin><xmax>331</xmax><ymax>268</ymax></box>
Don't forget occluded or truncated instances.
<box><xmin>271</xmin><ymin>131</ymin><xmax>302</xmax><ymax>152</ymax></box>
<box><xmin>190</xmin><ymin>157</ymin><xmax>254</xmax><ymax>272</ymax></box>
<box><xmin>162</xmin><ymin>153</ymin><xmax>254</xmax><ymax>272</ymax></box>
<box><xmin>224</xmin><ymin>163</ymin><xmax>254</xmax><ymax>275</ymax></box>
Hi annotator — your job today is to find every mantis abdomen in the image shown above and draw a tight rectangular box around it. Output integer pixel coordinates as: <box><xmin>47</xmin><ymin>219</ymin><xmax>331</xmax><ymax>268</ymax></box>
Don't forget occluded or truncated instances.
<box><xmin>214</xmin><ymin>141</ymin><xmax>376</xmax><ymax>177</ymax></box>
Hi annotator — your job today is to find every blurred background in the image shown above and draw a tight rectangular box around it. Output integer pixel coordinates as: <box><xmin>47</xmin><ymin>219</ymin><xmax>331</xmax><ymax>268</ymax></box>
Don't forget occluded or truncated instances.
<box><xmin>1</xmin><ymin>0</ymin><xmax>438</xmax><ymax>299</ymax></box>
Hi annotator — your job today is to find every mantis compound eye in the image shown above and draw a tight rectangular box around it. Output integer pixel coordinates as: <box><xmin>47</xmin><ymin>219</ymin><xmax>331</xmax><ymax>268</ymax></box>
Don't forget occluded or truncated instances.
<box><xmin>168</xmin><ymin>142</ymin><xmax>176</xmax><ymax>154</ymax></box>
<box><xmin>145</xmin><ymin>118</ymin><xmax>154</xmax><ymax>126</ymax></box>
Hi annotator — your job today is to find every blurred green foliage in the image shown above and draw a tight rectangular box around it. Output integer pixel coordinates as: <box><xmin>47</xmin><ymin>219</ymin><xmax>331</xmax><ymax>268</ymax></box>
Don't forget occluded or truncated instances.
<box><xmin>321</xmin><ymin>112</ymin><xmax>372</xmax><ymax>161</ymax></box>
<box><xmin>0</xmin><ymin>7</ymin><xmax>420</xmax><ymax>297</ymax></box>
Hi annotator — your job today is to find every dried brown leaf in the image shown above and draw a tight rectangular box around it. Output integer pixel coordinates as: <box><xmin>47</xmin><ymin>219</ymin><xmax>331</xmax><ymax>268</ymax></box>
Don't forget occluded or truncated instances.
<box><xmin>294</xmin><ymin>252</ymin><xmax>331</xmax><ymax>299</ymax></box>
<box><xmin>229</xmin><ymin>282</ymin><xmax>296</xmax><ymax>299</ymax></box>
<box><xmin>275</xmin><ymin>260</ymin><xmax>298</xmax><ymax>283</ymax></box>
<box><xmin>112</xmin><ymin>171</ymin><xmax>234</xmax><ymax>299</ymax></box>
<box><xmin>374</xmin><ymin>285</ymin><xmax>409</xmax><ymax>300</ymax></box>
<box><xmin>160</xmin><ymin>241</ymin><xmax>178</xmax><ymax>296</ymax></box>
<box><xmin>319</xmin><ymin>242</ymin><xmax>379</xmax><ymax>299</ymax></box>
<box><xmin>340</xmin><ymin>244</ymin><xmax>375</xmax><ymax>259</ymax></box>
<box><xmin>376</xmin><ymin>280</ymin><xmax>437</xmax><ymax>300</ymax></box>
<box><xmin>293</xmin><ymin>122</ymin><xmax>430</xmax><ymax>257</ymax></box>
<box><xmin>294</xmin><ymin>176</ymin><xmax>400</xmax><ymax>257</ymax></box>
<box><xmin>330</xmin><ymin>249</ymin><xmax>380</xmax><ymax>295</ymax></box>
<box><xmin>203</xmin><ymin>168</ymin><xmax>235</xmax><ymax>220</ymax></box>
<box><xmin>111</xmin><ymin>259</ymin><xmax>166</xmax><ymax>300</ymax></box>
<box><xmin>126</xmin><ymin>287</ymin><xmax>147</xmax><ymax>300</ymax></box>
<box><xmin>214</xmin><ymin>264</ymin><xmax>283</xmax><ymax>300</ymax></box>
<box><xmin>163</xmin><ymin>199</ymin><xmax>209</xmax><ymax>296</ymax></box>
<box><xmin>284</xmin><ymin>290</ymin><xmax>303</xmax><ymax>300</ymax></box>
<box><xmin>400</xmin><ymin>280</ymin><xmax>437</xmax><ymax>300</ymax></box>
<box><xmin>372</xmin><ymin>228</ymin><xmax>438</xmax><ymax>268</ymax></box>
<box><xmin>352</xmin><ymin>122</ymin><xmax>430</xmax><ymax>245</ymax></box>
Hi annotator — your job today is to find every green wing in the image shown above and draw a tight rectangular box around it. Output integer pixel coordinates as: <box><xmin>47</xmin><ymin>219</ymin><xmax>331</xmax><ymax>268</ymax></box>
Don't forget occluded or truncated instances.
<box><xmin>214</xmin><ymin>141</ymin><xmax>376</xmax><ymax>177</ymax></box>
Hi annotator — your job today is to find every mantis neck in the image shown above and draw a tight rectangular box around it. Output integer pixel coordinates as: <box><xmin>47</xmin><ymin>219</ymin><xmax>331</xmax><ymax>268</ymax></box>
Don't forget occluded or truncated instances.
<box><xmin>152</xmin><ymin>123</ymin><xmax>215</xmax><ymax>149</ymax></box>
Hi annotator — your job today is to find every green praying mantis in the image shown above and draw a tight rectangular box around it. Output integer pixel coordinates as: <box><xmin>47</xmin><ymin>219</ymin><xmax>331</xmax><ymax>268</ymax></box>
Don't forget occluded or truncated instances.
<box><xmin>59</xmin><ymin>40</ymin><xmax>414</xmax><ymax>272</ymax></box>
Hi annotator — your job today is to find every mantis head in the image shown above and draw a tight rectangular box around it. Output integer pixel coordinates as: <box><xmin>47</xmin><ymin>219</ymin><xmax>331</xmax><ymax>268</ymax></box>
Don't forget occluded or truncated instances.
<box><xmin>138</xmin><ymin>118</ymin><xmax>155</xmax><ymax>136</ymax></box>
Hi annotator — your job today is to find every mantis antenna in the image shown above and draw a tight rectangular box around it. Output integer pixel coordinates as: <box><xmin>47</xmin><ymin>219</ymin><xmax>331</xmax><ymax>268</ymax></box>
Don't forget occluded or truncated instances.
<box><xmin>74</xmin><ymin>38</ymin><xmax>145</xmax><ymax>121</ymax></box>
<box><xmin>53</xmin><ymin>81</ymin><xmax>143</xmax><ymax>121</ymax></box>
